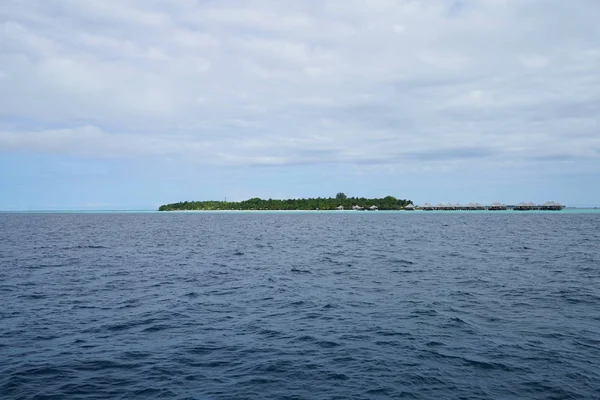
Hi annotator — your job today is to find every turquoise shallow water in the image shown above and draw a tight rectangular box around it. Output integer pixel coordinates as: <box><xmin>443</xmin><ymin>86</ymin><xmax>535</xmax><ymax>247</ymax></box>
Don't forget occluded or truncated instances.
<box><xmin>1</xmin><ymin>211</ymin><xmax>599</xmax><ymax>399</ymax></box>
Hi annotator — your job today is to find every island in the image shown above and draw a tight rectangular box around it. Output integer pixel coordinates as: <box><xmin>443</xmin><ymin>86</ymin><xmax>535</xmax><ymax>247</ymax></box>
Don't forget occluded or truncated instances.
<box><xmin>158</xmin><ymin>193</ymin><xmax>413</xmax><ymax>211</ymax></box>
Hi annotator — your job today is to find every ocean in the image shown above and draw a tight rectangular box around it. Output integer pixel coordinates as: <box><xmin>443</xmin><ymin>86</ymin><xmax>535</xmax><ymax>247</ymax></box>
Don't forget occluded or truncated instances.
<box><xmin>1</xmin><ymin>211</ymin><xmax>599</xmax><ymax>399</ymax></box>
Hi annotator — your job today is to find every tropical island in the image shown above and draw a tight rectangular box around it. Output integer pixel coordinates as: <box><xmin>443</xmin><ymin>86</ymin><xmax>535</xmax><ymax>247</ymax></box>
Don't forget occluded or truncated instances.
<box><xmin>158</xmin><ymin>193</ymin><xmax>413</xmax><ymax>211</ymax></box>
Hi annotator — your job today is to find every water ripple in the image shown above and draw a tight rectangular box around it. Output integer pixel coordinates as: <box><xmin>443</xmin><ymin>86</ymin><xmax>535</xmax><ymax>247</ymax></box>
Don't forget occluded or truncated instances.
<box><xmin>1</xmin><ymin>211</ymin><xmax>599</xmax><ymax>399</ymax></box>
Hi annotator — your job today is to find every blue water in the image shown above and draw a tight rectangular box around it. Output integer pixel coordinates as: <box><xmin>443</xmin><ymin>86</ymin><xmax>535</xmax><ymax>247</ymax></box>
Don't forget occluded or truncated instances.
<box><xmin>1</xmin><ymin>212</ymin><xmax>599</xmax><ymax>399</ymax></box>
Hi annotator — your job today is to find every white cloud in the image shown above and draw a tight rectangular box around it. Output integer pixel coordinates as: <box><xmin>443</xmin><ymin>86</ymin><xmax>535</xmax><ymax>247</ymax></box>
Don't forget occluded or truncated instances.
<box><xmin>519</xmin><ymin>55</ymin><xmax>549</xmax><ymax>69</ymax></box>
<box><xmin>392</xmin><ymin>24</ymin><xmax>406</xmax><ymax>34</ymax></box>
<box><xmin>0</xmin><ymin>0</ymin><xmax>599</xmax><ymax>173</ymax></box>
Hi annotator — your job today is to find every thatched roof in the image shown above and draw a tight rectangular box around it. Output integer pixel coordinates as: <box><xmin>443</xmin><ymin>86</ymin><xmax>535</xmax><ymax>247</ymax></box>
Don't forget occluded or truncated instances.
<box><xmin>405</xmin><ymin>204</ymin><xmax>415</xmax><ymax>209</ymax></box>
<box><xmin>543</xmin><ymin>201</ymin><xmax>561</xmax><ymax>206</ymax></box>
<box><xmin>515</xmin><ymin>201</ymin><xmax>537</xmax><ymax>208</ymax></box>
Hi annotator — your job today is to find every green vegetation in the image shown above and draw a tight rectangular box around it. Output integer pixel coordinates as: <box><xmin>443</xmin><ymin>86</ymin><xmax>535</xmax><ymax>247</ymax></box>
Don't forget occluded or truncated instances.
<box><xmin>158</xmin><ymin>193</ymin><xmax>412</xmax><ymax>211</ymax></box>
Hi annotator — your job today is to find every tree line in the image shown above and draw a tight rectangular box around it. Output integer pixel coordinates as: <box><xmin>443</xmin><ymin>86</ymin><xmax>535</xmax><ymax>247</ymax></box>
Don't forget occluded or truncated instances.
<box><xmin>158</xmin><ymin>193</ymin><xmax>412</xmax><ymax>211</ymax></box>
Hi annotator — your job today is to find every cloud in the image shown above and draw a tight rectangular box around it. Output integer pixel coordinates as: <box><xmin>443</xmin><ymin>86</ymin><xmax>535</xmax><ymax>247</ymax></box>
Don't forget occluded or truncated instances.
<box><xmin>0</xmin><ymin>126</ymin><xmax>211</xmax><ymax>158</ymax></box>
<box><xmin>519</xmin><ymin>55</ymin><xmax>550</xmax><ymax>69</ymax></box>
<box><xmin>0</xmin><ymin>0</ymin><xmax>599</xmax><ymax>173</ymax></box>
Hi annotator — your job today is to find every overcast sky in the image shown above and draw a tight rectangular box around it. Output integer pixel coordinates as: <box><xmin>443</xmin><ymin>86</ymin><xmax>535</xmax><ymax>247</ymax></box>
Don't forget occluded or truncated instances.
<box><xmin>1</xmin><ymin>0</ymin><xmax>599</xmax><ymax>209</ymax></box>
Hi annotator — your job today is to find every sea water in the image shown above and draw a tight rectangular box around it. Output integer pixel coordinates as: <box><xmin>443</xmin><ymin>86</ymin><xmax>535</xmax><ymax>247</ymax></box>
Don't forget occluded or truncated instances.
<box><xmin>1</xmin><ymin>211</ymin><xmax>599</xmax><ymax>399</ymax></box>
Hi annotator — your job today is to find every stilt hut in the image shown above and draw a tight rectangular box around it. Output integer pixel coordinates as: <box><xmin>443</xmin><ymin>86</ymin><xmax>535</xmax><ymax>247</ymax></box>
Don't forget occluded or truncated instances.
<box><xmin>514</xmin><ymin>202</ymin><xmax>536</xmax><ymax>211</ymax></box>
<box><xmin>514</xmin><ymin>202</ymin><xmax>527</xmax><ymax>211</ymax></box>
<box><xmin>405</xmin><ymin>204</ymin><xmax>415</xmax><ymax>210</ymax></box>
<box><xmin>488</xmin><ymin>202</ymin><xmax>507</xmax><ymax>211</ymax></box>
<box><xmin>540</xmin><ymin>201</ymin><xmax>564</xmax><ymax>210</ymax></box>
<box><xmin>421</xmin><ymin>203</ymin><xmax>434</xmax><ymax>211</ymax></box>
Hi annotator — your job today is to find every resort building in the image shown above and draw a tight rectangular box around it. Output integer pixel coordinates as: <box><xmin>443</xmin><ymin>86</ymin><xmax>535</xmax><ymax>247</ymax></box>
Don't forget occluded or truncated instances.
<box><xmin>488</xmin><ymin>202</ymin><xmax>507</xmax><ymax>211</ymax></box>
<box><xmin>465</xmin><ymin>202</ymin><xmax>485</xmax><ymax>210</ymax></box>
<box><xmin>540</xmin><ymin>201</ymin><xmax>564</xmax><ymax>210</ymax></box>
<box><xmin>514</xmin><ymin>202</ymin><xmax>537</xmax><ymax>211</ymax></box>
<box><xmin>420</xmin><ymin>201</ymin><xmax>564</xmax><ymax>211</ymax></box>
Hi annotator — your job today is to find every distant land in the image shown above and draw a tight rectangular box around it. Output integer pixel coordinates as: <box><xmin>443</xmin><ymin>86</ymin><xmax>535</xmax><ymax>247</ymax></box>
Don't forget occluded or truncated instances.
<box><xmin>158</xmin><ymin>195</ymin><xmax>571</xmax><ymax>212</ymax></box>
<box><xmin>158</xmin><ymin>193</ymin><xmax>412</xmax><ymax>211</ymax></box>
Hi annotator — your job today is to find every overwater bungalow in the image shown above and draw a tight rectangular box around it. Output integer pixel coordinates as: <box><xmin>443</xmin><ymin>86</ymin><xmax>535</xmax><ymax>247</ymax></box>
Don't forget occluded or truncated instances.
<box><xmin>488</xmin><ymin>202</ymin><xmax>507</xmax><ymax>211</ymax></box>
<box><xmin>336</xmin><ymin>205</ymin><xmax>344</xmax><ymax>210</ymax></box>
<box><xmin>514</xmin><ymin>202</ymin><xmax>528</xmax><ymax>210</ymax></box>
<box><xmin>431</xmin><ymin>203</ymin><xmax>453</xmax><ymax>211</ymax></box>
<box><xmin>418</xmin><ymin>201</ymin><xmax>563</xmax><ymax>211</ymax></box>
<box><xmin>421</xmin><ymin>203</ymin><xmax>434</xmax><ymax>211</ymax></box>
<box><xmin>352</xmin><ymin>205</ymin><xmax>364</xmax><ymax>211</ymax></box>
<box><xmin>464</xmin><ymin>202</ymin><xmax>485</xmax><ymax>210</ymax></box>
<box><xmin>540</xmin><ymin>201</ymin><xmax>564</xmax><ymax>211</ymax></box>
<box><xmin>368</xmin><ymin>205</ymin><xmax>378</xmax><ymax>211</ymax></box>
<box><xmin>514</xmin><ymin>202</ymin><xmax>536</xmax><ymax>211</ymax></box>
<box><xmin>404</xmin><ymin>204</ymin><xmax>415</xmax><ymax>210</ymax></box>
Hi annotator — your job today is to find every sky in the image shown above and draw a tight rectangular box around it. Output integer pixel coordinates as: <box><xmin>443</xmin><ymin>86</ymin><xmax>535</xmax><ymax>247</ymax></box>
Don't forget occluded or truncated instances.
<box><xmin>1</xmin><ymin>0</ymin><xmax>599</xmax><ymax>210</ymax></box>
